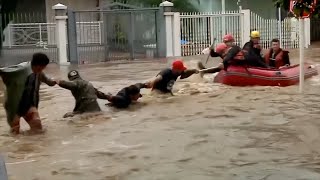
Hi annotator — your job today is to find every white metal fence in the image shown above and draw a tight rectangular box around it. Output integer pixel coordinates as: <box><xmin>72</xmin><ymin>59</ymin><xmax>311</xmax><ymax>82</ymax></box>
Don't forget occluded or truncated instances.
<box><xmin>250</xmin><ymin>12</ymin><xmax>301</xmax><ymax>49</ymax></box>
<box><xmin>180</xmin><ymin>11</ymin><xmax>243</xmax><ymax>56</ymax></box>
<box><xmin>2</xmin><ymin>21</ymin><xmax>103</xmax><ymax>47</ymax></box>
<box><xmin>180</xmin><ymin>9</ymin><xmax>310</xmax><ymax>56</ymax></box>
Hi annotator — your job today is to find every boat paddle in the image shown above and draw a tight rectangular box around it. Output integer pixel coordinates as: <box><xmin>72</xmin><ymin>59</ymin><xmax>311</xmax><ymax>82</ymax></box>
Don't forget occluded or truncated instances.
<box><xmin>205</xmin><ymin>38</ymin><xmax>217</xmax><ymax>65</ymax></box>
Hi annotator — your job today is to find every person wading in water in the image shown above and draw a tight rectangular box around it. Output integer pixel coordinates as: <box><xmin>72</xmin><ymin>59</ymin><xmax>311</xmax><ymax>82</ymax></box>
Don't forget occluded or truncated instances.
<box><xmin>105</xmin><ymin>83</ymin><xmax>150</xmax><ymax>109</ymax></box>
<box><xmin>148</xmin><ymin>60</ymin><xmax>199</xmax><ymax>94</ymax></box>
<box><xmin>56</xmin><ymin>70</ymin><xmax>110</xmax><ymax>118</ymax></box>
<box><xmin>11</xmin><ymin>53</ymin><xmax>57</xmax><ymax>134</ymax></box>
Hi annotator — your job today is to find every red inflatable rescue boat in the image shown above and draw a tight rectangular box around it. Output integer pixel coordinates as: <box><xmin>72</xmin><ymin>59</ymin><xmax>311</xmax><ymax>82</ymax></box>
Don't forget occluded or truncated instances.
<box><xmin>213</xmin><ymin>64</ymin><xmax>318</xmax><ymax>86</ymax></box>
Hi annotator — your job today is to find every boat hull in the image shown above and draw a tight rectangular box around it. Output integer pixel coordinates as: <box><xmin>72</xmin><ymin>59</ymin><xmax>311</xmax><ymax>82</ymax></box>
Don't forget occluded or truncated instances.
<box><xmin>213</xmin><ymin>64</ymin><xmax>318</xmax><ymax>87</ymax></box>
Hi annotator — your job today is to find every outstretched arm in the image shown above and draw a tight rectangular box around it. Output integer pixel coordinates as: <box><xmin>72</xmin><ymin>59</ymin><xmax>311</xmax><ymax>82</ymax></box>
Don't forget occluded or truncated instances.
<box><xmin>133</xmin><ymin>83</ymin><xmax>150</xmax><ymax>89</ymax></box>
<box><xmin>180</xmin><ymin>69</ymin><xmax>199</xmax><ymax>79</ymax></box>
<box><xmin>40</xmin><ymin>73</ymin><xmax>56</xmax><ymax>86</ymax></box>
<box><xmin>57</xmin><ymin>80</ymin><xmax>77</xmax><ymax>91</ymax></box>
<box><xmin>148</xmin><ymin>75</ymin><xmax>163</xmax><ymax>89</ymax></box>
<box><xmin>94</xmin><ymin>88</ymin><xmax>111</xmax><ymax>100</ymax></box>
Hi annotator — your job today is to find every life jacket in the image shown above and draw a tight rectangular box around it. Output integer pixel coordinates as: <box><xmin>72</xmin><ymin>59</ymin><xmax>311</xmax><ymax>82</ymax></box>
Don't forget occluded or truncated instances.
<box><xmin>221</xmin><ymin>46</ymin><xmax>245</xmax><ymax>62</ymax></box>
<box><xmin>264</xmin><ymin>49</ymin><xmax>286</xmax><ymax>68</ymax></box>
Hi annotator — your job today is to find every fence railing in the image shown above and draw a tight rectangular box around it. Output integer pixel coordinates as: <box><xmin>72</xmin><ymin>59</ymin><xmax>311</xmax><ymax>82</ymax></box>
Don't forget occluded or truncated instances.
<box><xmin>250</xmin><ymin>12</ymin><xmax>301</xmax><ymax>49</ymax></box>
<box><xmin>3</xmin><ymin>21</ymin><xmax>104</xmax><ymax>47</ymax></box>
<box><xmin>179</xmin><ymin>10</ymin><xmax>310</xmax><ymax>56</ymax></box>
<box><xmin>180</xmin><ymin>11</ymin><xmax>243</xmax><ymax>56</ymax></box>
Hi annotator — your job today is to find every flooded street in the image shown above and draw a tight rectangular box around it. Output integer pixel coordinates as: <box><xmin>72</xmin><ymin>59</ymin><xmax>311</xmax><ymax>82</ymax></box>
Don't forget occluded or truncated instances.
<box><xmin>2</xmin><ymin>49</ymin><xmax>320</xmax><ymax>180</ymax></box>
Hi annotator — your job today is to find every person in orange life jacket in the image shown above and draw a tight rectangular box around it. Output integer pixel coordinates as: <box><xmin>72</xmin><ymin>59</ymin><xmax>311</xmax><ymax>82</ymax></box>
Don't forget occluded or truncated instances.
<box><xmin>242</xmin><ymin>31</ymin><xmax>269</xmax><ymax>68</ymax></box>
<box><xmin>197</xmin><ymin>34</ymin><xmax>234</xmax><ymax>74</ymax></box>
<box><xmin>217</xmin><ymin>43</ymin><xmax>248</xmax><ymax>70</ymax></box>
<box><xmin>149</xmin><ymin>60</ymin><xmax>199</xmax><ymax>94</ymax></box>
<box><xmin>264</xmin><ymin>38</ymin><xmax>290</xmax><ymax>69</ymax></box>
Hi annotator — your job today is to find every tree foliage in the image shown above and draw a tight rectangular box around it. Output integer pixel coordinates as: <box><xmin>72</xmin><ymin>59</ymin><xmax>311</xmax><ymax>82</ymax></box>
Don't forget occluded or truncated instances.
<box><xmin>1</xmin><ymin>0</ymin><xmax>18</xmax><ymax>28</ymax></box>
<box><xmin>123</xmin><ymin>0</ymin><xmax>200</xmax><ymax>12</ymax></box>
<box><xmin>272</xmin><ymin>0</ymin><xmax>320</xmax><ymax>18</ymax></box>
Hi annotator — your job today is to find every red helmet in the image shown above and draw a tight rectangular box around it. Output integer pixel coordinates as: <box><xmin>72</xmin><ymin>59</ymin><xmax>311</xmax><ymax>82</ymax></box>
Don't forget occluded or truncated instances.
<box><xmin>223</xmin><ymin>34</ymin><xmax>235</xmax><ymax>42</ymax></box>
<box><xmin>172</xmin><ymin>60</ymin><xmax>187</xmax><ymax>71</ymax></box>
<box><xmin>215</xmin><ymin>43</ymin><xmax>228</xmax><ymax>55</ymax></box>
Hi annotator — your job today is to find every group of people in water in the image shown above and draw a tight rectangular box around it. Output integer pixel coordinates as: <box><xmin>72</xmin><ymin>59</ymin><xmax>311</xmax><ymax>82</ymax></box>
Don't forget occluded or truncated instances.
<box><xmin>198</xmin><ymin>30</ymin><xmax>291</xmax><ymax>75</ymax></box>
<box><xmin>5</xmin><ymin>30</ymin><xmax>291</xmax><ymax>134</ymax></box>
<box><xmin>7</xmin><ymin>53</ymin><xmax>200</xmax><ymax>134</ymax></box>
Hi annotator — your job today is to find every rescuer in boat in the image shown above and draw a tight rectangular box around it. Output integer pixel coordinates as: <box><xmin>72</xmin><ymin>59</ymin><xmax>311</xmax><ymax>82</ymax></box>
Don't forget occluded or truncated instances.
<box><xmin>199</xmin><ymin>34</ymin><xmax>249</xmax><ymax>73</ymax></box>
<box><xmin>242</xmin><ymin>31</ymin><xmax>269</xmax><ymax>68</ymax></box>
<box><xmin>55</xmin><ymin>70</ymin><xmax>110</xmax><ymax>118</ymax></box>
<box><xmin>197</xmin><ymin>34</ymin><xmax>235</xmax><ymax>75</ymax></box>
<box><xmin>11</xmin><ymin>53</ymin><xmax>57</xmax><ymax>134</ymax></box>
<box><xmin>148</xmin><ymin>59</ymin><xmax>199</xmax><ymax>94</ymax></box>
<box><xmin>264</xmin><ymin>38</ymin><xmax>290</xmax><ymax>69</ymax></box>
<box><xmin>105</xmin><ymin>83</ymin><xmax>150</xmax><ymax>109</ymax></box>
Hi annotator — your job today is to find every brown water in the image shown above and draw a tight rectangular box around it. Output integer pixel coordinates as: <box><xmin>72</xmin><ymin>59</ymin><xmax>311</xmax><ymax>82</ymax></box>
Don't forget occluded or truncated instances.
<box><xmin>2</xmin><ymin>50</ymin><xmax>320</xmax><ymax>180</ymax></box>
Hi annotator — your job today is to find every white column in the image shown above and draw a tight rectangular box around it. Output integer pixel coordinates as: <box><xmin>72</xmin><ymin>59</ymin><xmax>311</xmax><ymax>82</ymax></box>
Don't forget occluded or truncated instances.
<box><xmin>160</xmin><ymin>1</ymin><xmax>181</xmax><ymax>57</ymax></box>
<box><xmin>172</xmin><ymin>12</ymin><xmax>181</xmax><ymax>57</ymax></box>
<box><xmin>278</xmin><ymin>7</ymin><xmax>282</xmax><ymax>48</ymax></box>
<box><xmin>241</xmin><ymin>9</ymin><xmax>251</xmax><ymax>46</ymax></box>
<box><xmin>299</xmin><ymin>18</ymin><xmax>305</xmax><ymax>93</ymax></box>
<box><xmin>164</xmin><ymin>12</ymin><xmax>173</xmax><ymax>57</ymax></box>
<box><xmin>221</xmin><ymin>0</ymin><xmax>226</xmax><ymax>35</ymax></box>
<box><xmin>52</xmin><ymin>3</ymin><xmax>69</xmax><ymax>65</ymax></box>
<box><xmin>304</xmin><ymin>18</ymin><xmax>311</xmax><ymax>48</ymax></box>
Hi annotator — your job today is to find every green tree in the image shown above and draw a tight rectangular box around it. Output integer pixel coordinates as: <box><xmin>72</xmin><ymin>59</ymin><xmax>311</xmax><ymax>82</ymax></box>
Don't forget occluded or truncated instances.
<box><xmin>1</xmin><ymin>0</ymin><xmax>18</xmax><ymax>51</ymax></box>
<box><xmin>1</xmin><ymin>0</ymin><xmax>18</xmax><ymax>29</ymax></box>
<box><xmin>272</xmin><ymin>0</ymin><xmax>320</xmax><ymax>18</ymax></box>
<box><xmin>116</xmin><ymin>0</ymin><xmax>200</xmax><ymax>12</ymax></box>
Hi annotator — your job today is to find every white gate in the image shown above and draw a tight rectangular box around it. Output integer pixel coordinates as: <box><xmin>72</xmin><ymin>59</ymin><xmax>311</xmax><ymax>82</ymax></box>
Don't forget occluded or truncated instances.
<box><xmin>180</xmin><ymin>9</ymin><xmax>310</xmax><ymax>57</ymax></box>
<box><xmin>180</xmin><ymin>11</ymin><xmax>243</xmax><ymax>56</ymax></box>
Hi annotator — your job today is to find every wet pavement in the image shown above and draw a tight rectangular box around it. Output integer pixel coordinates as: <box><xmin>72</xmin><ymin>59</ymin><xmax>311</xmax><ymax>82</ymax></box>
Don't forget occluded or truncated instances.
<box><xmin>1</xmin><ymin>48</ymin><xmax>320</xmax><ymax>179</ymax></box>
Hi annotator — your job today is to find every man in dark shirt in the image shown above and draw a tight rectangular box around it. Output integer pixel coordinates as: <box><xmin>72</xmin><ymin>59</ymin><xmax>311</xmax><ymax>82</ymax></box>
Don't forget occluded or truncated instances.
<box><xmin>149</xmin><ymin>60</ymin><xmax>199</xmax><ymax>94</ymax></box>
<box><xmin>242</xmin><ymin>31</ymin><xmax>269</xmax><ymax>68</ymax></box>
<box><xmin>106</xmin><ymin>83</ymin><xmax>149</xmax><ymax>109</ymax></box>
<box><xmin>56</xmin><ymin>70</ymin><xmax>110</xmax><ymax>118</ymax></box>
<box><xmin>11</xmin><ymin>53</ymin><xmax>57</xmax><ymax>134</ymax></box>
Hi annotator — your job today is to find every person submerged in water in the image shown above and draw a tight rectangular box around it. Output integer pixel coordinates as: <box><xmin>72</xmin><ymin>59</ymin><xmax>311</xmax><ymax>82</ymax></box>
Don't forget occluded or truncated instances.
<box><xmin>148</xmin><ymin>60</ymin><xmax>199</xmax><ymax>94</ymax></box>
<box><xmin>11</xmin><ymin>53</ymin><xmax>57</xmax><ymax>134</ymax></box>
<box><xmin>105</xmin><ymin>83</ymin><xmax>150</xmax><ymax>109</ymax></box>
<box><xmin>55</xmin><ymin>70</ymin><xmax>110</xmax><ymax>118</ymax></box>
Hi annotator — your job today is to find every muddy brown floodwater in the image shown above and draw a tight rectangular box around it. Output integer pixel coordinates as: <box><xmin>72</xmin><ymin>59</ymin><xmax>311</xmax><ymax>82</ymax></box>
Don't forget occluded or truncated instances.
<box><xmin>2</xmin><ymin>48</ymin><xmax>320</xmax><ymax>180</ymax></box>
